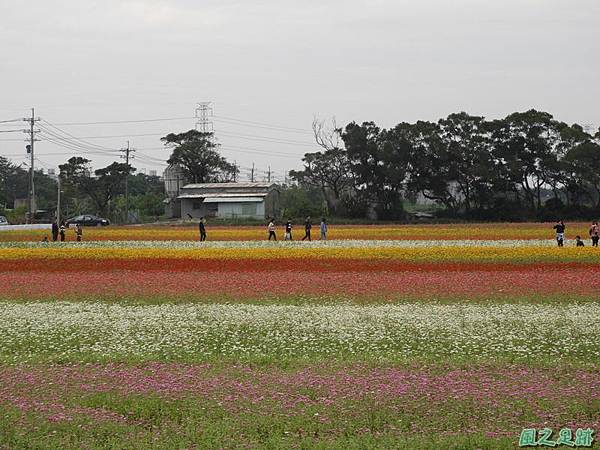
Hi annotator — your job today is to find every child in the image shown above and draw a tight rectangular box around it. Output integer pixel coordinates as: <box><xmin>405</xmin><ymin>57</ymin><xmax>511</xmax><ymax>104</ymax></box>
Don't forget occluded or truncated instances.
<box><xmin>59</xmin><ymin>222</ymin><xmax>66</xmax><ymax>242</ymax></box>
<box><xmin>41</xmin><ymin>235</ymin><xmax>49</xmax><ymax>243</ymax></box>
<box><xmin>75</xmin><ymin>224</ymin><xmax>83</xmax><ymax>242</ymax></box>
<box><xmin>268</xmin><ymin>218</ymin><xmax>277</xmax><ymax>241</ymax></box>
<box><xmin>576</xmin><ymin>235</ymin><xmax>585</xmax><ymax>247</ymax></box>
<box><xmin>284</xmin><ymin>219</ymin><xmax>293</xmax><ymax>241</ymax></box>
<box><xmin>320</xmin><ymin>218</ymin><xmax>328</xmax><ymax>241</ymax></box>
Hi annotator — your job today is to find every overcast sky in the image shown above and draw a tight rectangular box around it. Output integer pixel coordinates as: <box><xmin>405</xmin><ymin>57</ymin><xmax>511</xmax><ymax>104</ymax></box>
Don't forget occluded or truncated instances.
<box><xmin>1</xmin><ymin>0</ymin><xmax>599</xmax><ymax>181</ymax></box>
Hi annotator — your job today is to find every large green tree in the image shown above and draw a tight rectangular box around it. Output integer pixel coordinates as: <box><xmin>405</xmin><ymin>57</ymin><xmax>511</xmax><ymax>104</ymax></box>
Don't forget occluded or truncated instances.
<box><xmin>59</xmin><ymin>157</ymin><xmax>133</xmax><ymax>217</ymax></box>
<box><xmin>289</xmin><ymin>148</ymin><xmax>352</xmax><ymax>215</ymax></box>
<box><xmin>340</xmin><ymin>122</ymin><xmax>408</xmax><ymax>220</ymax></box>
<box><xmin>162</xmin><ymin>130</ymin><xmax>237</xmax><ymax>183</ymax></box>
<box><xmin>487</xmin><ymin>110</ymin><xmax>563</xmax><ymax>210</ymax></box>
<box><xmin>563</xmin><ymin>141</ymin><xmax>600</xmax><ymax>207</ymax></box>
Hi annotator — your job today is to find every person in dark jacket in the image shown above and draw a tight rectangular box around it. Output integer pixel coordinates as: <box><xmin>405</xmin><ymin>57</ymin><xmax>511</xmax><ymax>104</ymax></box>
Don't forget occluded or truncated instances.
<box><xmin>51</xmin><ymin>220</ymin><xmax>59</xmax><ymax>242</ymax></box>
<box><xmin>199</xmin><ymin>217</ymin><xmax>207</xmax><ymax>242</ymax></box>
<box><xmin>589</xmin><ymin>221</ymin><xmax>599</xmax><ymax>247</ymax></box>
<box><xmin>284</xmin><ymin>220</ymin><xmax>293</xmax><ymax>241</ymax></box>
<box><xmin>59</xmin><ymin>221</ymin><xmax>66</xmax><ymax>242</ymax></box>
<box><xmin>302</xmin><ymin>216</ymin><xmax>312</xmax><ymax>241</ymax></box>
<box><xmin>553</xmin><ymin>220</ymin><xmax>565</xmax><ymax>247</ymax></box>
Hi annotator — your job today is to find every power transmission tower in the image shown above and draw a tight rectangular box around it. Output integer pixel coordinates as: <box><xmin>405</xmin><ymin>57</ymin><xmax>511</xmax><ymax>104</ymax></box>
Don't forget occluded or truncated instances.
<box><xmin>23</xmin><ymin>108</ymin><xmax>40</xmax><ymax>223</ymax></box>
<box><xmin>120</xmin><ymin>140</ymin><xmax>135</xmax><ymax>223</ymax></box>
<box><xmin>195</xmin><ymin>102</ymin><xmax>213</xmax><ymax>133</ymax></box>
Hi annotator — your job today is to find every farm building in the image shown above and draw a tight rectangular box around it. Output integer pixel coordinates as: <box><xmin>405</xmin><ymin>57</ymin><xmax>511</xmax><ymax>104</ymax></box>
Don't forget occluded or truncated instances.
<box><xmin>178</xmin><ymin>182</ymin><xmax>280</xmax><ymax>220</ymax></box>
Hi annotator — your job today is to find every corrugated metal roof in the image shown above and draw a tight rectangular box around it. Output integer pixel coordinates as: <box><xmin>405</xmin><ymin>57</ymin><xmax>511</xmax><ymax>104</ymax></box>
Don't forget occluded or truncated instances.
<box><xmin>182</xmin><ymin>182</ymin><xmax>274</xmax><ymax>189</ymax></box>
<box><xmin>177</xmin><ymin>193</ymin><xmax>268</xmax><ymax>200</ymax></box>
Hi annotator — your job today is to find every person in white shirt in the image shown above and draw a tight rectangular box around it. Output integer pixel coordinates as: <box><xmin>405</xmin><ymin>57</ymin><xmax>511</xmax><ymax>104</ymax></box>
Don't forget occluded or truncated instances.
<box><xmin>268</xmin><ymin>218</ymin><xmax>277</xmax><ymax>241</ymax></box>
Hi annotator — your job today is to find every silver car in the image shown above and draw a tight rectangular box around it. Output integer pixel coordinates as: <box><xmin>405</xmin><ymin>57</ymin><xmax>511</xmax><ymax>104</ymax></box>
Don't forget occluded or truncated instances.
<box><xmin>0</xmin><ymin>216</ymin><xmax>8</xmax><ymax>226</ymax></box>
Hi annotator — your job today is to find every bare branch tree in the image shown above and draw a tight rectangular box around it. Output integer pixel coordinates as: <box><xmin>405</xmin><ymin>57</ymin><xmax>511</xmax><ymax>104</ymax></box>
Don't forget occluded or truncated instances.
<box><xmin>313</xmin><ymin>117</ymin><xmax>342</xmax><ymax>151</ymax></box>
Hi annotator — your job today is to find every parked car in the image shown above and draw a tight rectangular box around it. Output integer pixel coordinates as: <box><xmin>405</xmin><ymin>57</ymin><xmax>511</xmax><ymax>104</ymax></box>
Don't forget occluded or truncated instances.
<box><xmin>0</xmin><ymin>216</ymin><xmax>8</xmax><ymax>226</ymax></box>
<box><xmin>65</xmin><ymin>215</ymin><xmax>110</xmax><ymax>227</ymax></box>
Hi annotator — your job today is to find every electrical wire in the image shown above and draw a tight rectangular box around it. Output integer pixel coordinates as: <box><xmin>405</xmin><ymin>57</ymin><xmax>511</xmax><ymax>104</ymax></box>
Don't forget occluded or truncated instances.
<box><xmin>40</xmin><ymin>120</ymin><xmax>118</xmax><ymax>152</ymax></box>
<box><xmin>51</xmin><ymin>116</ymin><xmax>195</xmax><ymax>126</ymax></box>
<box><xmin>213</xmin><ymin>117</ymin><xmax>312</xmax><ymax>136</ymax></box>
<box><xmin>213</xmin><ymin>115</ymin><xmax>311</xmax><ymax>133</ymax></box>
<box><xmin>215</xmin><ymin>130</ymin><xmax>317</xmax><ymax>147</ymax></box>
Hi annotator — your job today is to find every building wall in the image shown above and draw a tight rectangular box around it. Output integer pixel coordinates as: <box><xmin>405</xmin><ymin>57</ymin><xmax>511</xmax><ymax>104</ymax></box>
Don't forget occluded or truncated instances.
<box><xmin>218</xmin><ymin>202</ymin><xmax>264</xmax><ymax>220</ymax></box>
<box><xmin>181</xmin><ymin>199</ymin><xmax>204</xmax><ymax>219</ymax></box>
<box><xmin>181</xmin><ymin>199</ymin><xmax>265</xmax><ymax>220</ymax></box>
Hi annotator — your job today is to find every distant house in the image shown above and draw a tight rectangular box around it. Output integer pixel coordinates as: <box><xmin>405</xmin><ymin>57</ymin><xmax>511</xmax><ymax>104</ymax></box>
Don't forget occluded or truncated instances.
<box><xmin>178</xmin><ymin>182</ymin><xmax>280</xmax><ymax>220</ymax></box>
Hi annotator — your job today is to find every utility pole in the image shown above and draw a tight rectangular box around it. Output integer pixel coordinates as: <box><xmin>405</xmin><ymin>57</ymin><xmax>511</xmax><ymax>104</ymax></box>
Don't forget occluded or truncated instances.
<box><xmin>267</xmin><ymin>165</ymin><xmax>272</xmax><ymax>183</ymax></box>
<box><xmin>56</xmin><ymin>174</ymin><xmax>61</xmax><ymax>226</ymax></box>
<box><xmin>24</xmin><ymin>108</ymin><xmax>40</xmax><ymax>224</ymax></box>
<box><xmin>120</xmin><ymin>140</ymin><xmax>135</xmax><ymax>223</ymax></box>
<box><xmin>251</xmin><ymin>162</ymin><xmax>255</xmax><ymax>183</ymax></box>
<box><xmin>233</xmin><ymin>160</ymin><xmax>237</xmax><ymax>182</ymax></box>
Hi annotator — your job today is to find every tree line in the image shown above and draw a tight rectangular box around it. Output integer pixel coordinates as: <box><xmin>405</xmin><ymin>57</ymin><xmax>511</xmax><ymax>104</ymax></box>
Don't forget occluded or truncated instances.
<box><xmin>3</xmin><ymin>111</ymin><xmax>599</xmax><ymax>223</ymax></box>
<box><xmin>0</xmin><ymin>156</ymin><xmax>164</xmax><ymax>223</ymax></box>
<box><xmin>291</xmin><ymin>110</ymin><xmax>600</xmax><ymax>221</ymax></box>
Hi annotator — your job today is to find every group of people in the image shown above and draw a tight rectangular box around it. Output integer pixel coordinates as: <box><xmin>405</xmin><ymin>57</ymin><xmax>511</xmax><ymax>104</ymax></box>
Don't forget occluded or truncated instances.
<box><xmin>42</xmin><ymin>221</ymin><xmax>83</xmax><ymax>243</ymax></box>
<box><xmin>199</xmin><ymin>216</ymin><xmax>329</xmax><ymax>241</ymax></box>
<box><xmin>553</xmin><ymin>220</ymin><xmax>599</xmax><ymax>247</ymax></box>
<box><xmin>270</xmin><ymin>216</ymin><xmax>328</xmax><ymax>241</ymax></box>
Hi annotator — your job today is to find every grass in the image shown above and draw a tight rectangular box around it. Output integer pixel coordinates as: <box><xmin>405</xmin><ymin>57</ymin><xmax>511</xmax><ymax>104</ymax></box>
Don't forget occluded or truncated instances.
<box><xmin>1</xmin><ymin>360</ymin><xmax>597</xmax><ymax>449</ymax></box>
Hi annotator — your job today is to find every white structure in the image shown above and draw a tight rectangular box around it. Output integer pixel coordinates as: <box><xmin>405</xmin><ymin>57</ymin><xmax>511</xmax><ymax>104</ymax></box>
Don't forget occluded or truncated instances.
<box><xmin>178</xmin><ymin>182</ymin><xmax>279</xmax><ymax>220</ymax></box>
<box><xmin>163</xmin><ymin>164</ymin><xmax>187</xmax><ymax>218</ymax></box>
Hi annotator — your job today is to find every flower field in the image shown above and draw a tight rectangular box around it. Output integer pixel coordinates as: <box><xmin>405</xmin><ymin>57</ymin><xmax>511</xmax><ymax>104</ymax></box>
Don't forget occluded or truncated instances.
<box><xmin>0</xmin><ymin>224</ymin><xmax>599</xmax><ymax>449</ymax></box>
<box><xmin>0</xmin><ymin>221</ymin><xmax>596</xmax><ymax>242</ymax></box>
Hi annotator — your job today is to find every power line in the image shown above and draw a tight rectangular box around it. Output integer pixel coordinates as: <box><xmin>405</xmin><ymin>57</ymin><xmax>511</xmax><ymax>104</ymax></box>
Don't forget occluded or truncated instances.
<box><xmin>50</xmin><ymin>116</ymin><xmax>195</xmax><ymax>126</ymax></box>
<box><xmin>41</xmin><ymin>135</ymin><xmax>119</xmax><ymax>157</ymax></box>
<box><xmin>0</xmin><ymin>118</ymin><xmax>23</xmax><ymax>124</ymax></box>
<box><xmin>216</xmin><ymin>130</ymin><xmax>317</xmax><ymax>147</ymax></box>
<box><xmin>40</xmin><ymin>119</ymin><xmax>118</xmax><ymax>151</ymax></box>
<box><xmin>213</xmin><ymin>114</ymin><xmax>311</xmax><ymax>133</ymax></box>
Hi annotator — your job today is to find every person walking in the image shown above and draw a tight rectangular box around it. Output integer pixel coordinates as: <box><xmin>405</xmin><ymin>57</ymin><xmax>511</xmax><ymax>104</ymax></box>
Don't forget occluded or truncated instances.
<box><xmin>268</xmin><ymin>218</ymin><xmax>277</xmax><ymax>241</ymax></box>
<box><xmin>59</xmin><ymin>221</ymin><xmax>66</xmax><ymax>242</ymax></box>
<box><xmin>302</xmin><ymin>216</ymin><xmax>312</xmax><ymax>241</ymax></box>
<box><xmin>553</xmin><ymin>220</ymin><xmax>565</xmax><ymax>247</ymax></box>
<box><xmin>320</xmin><ymin>218</ymin><xmax>328</xmax><ymax>241</ymax></box>
<box><xmin>199</xmin><ymin>217</ymin><xmax>207</xmax><ymax>242</ymax></box>
<box><xmin>589</xmin><ymin>221</ymin><xmax>599</xmax><ymax>247</ymax></box>
<box><xmin>284</xmin><ymin>219</ymin><xmax>293</xmax><ymax>241</ymax></box>
<box><xmin>75</xmin><ymin>223</ymin><xmax>83</xmax><ymax>242</ymax></box>
<box><xmin>51</xmin><ymin>220</ymin><xmax>59</xmax><ymax>242</ymax></box>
